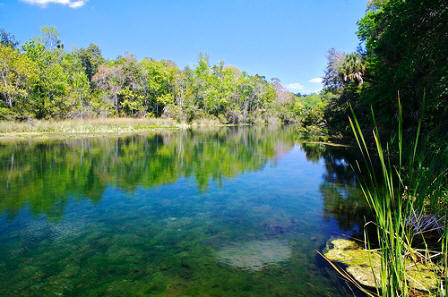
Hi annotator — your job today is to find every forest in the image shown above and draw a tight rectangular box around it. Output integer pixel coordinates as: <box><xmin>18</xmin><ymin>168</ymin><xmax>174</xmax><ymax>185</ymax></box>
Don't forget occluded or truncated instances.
<box><xmin>0</xmin><ymin>26</ymin><xmax>323</xmax><ymax>127</ymax></box>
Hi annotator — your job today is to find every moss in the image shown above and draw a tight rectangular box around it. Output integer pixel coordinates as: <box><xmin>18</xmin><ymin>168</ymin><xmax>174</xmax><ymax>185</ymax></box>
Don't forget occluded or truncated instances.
<box><xmin>324</xmin><ymin>239</ymin><xmax>442</xmax><ymax>293</ymax></box>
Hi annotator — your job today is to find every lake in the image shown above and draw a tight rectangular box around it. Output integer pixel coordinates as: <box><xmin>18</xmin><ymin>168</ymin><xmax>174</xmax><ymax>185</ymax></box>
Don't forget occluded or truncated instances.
<box><xmin>0</xmin><ymin>127</ymin><xmax>368</xmax><ymax>297</ymax></box>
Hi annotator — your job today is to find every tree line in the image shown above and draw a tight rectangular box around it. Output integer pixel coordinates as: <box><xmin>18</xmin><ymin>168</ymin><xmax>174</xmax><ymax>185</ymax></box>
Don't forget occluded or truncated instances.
<box><xmin>0</xmin><ymin>27</ymin><xmax>322</xmax><ymax>125</ymax></box>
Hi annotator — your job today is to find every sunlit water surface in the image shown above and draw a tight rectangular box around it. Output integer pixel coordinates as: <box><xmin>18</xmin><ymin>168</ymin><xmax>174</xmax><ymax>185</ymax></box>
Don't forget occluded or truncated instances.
<box><xmin>0</xmin><ymin>127</ymin><xmax>367</xmax><ymax>297</ymax></box>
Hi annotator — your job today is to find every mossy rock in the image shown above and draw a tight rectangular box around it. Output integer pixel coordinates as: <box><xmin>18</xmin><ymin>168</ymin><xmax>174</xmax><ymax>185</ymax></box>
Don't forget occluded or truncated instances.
<box><xmin>324</xmin><ymin>239</ymin><xmax>441</xmax><ymax>293</ymax></box>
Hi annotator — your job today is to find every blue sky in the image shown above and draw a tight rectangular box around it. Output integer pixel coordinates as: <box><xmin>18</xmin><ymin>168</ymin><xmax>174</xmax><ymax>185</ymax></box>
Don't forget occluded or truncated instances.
<box><xmin>1</xmin><ymin>0</ymin><xmax>368</xmax><ymax>94</ymax></box>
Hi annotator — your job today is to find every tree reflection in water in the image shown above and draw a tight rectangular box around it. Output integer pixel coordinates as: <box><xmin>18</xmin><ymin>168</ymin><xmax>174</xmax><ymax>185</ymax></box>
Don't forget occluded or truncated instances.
<box><xmin>300</xmin><ymin>142</ymin><xmax>371</xmax><ymax>230</ymax></box>
<box><xmin>0</xmin><ymin>127</ymin><xmax>295</xmax><ymax>219</ymax></box>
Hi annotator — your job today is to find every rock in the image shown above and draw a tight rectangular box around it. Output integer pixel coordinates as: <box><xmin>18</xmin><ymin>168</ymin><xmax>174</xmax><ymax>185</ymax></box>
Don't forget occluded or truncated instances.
<box><xmin>323</xmin><ymin>239</ymin><xmax>442</xmax><ymax>293</ymax></box>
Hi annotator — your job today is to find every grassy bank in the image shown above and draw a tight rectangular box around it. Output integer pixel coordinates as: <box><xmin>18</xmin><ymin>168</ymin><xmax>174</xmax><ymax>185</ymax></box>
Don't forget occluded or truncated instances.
<box><xmin>0</xmin><ymin>118</ymin><xmax>237</xmax><ymax>141</ymax></box>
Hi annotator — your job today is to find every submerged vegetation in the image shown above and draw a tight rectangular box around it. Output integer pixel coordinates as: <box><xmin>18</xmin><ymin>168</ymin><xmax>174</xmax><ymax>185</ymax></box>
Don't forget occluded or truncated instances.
<box><xmin>0</xmin><ymin>127</ymin><xmax>365</xmax><ymax>297</ymax></box>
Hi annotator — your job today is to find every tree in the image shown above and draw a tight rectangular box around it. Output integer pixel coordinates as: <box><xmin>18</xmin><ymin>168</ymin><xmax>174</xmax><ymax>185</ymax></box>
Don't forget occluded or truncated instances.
<box><xmin>78</xmin><ymin>43</ymin><xmax>104</xmax><ymax>83</ymax></box>
<box><xmin>22</xmin><ymin>32</ymin><xmax>77</xmax><ymax>118</ymax></box>
<box><xmin>357</xmin><ymin>0</ymin><xmax>448</xmax><ymax>133</ymax></box>
<box><xmin>62</xmin><ymin>52</ymin><xmax>91</xmax><ymax>115</ymax></box>
<box><xmin>322</xmin><ymin>49</ymin><xmax>346</xmax><ymax>90</ymax></box>
<box><xmin>140</xmin><ymin>58</ymin><xmax>177</xmax><ymax>116</ymax></box>
<box><xmin>0</xmin><ymin>29</ymin><xmax>18</xmax><ymax>48</ymax></box>
<box><xmin>338</xmin><ymin>53</ymin><xmax>365</xmax><ymax>85</ymax></box>
<box><xmin>92</xmin><ymin>64</ymin><xmax>124</xmax><ymax>116</ymax></box>
<box><xmin>271</xmin><ymin>78</ymin><xmax>294</xmax><ymax>105</ymax></box>
<box><xmin>0</xmin><ymin>45</ymin><xmax>37</xmax><ymax>117</ymax></box>
<box><xmin>0</xmin><ymin>27</ymin><xmax>297</xmax><ymax>123</ymax></box>
<box><xmin>40</xmin><ymin>26</ymin><xmax>63</xmax><ymax>50</ymax></box>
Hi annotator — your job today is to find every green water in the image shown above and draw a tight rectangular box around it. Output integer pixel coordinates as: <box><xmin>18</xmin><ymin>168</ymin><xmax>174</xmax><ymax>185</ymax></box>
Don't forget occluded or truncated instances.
<box><xmin>0</xmin><ymin>127</ymin><xmax>367</xmax><ymax>297</ymax></box>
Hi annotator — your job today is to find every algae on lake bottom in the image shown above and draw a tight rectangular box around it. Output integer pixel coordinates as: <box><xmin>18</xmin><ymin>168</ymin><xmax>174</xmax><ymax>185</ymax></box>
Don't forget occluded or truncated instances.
<box><xmin>216</xmin><ymin>239</ymin><xmax>291</xmax><ymax>271</ymax></box>
<box><xmin>0</xmin><ymin>128</ymin><xmax>367</xmax><ymax>297</ymax></box>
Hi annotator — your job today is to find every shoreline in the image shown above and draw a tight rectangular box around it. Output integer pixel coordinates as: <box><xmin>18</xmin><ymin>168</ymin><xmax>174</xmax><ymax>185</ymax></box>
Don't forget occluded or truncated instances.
<box><xmin>0</xmin><ymin>118</ymin><xmax>252</xmax><ymax>142</ymax></box>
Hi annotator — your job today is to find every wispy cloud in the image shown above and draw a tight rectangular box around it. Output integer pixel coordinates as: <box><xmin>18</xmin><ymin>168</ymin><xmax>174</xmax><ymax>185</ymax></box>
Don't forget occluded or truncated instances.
<box><xmin>286</xmin><ymin>82</ymin><xmax>304</xmax><ymax>93</ymax></box>
<box><xmin>308</xmin><ymin>77</ymin><xmax>323</xmax><ymax>84</ymax></box>
<box><xmin>20</xmin><ymin>0</ymin><xmax>87</xmax><ymax>8</ymax></box>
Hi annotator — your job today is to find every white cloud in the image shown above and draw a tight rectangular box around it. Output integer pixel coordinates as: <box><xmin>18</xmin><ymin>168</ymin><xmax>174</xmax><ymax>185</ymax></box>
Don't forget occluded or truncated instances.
<box><xmin>286</xmin><ymin>82</ymin><xmax>304</xmax><ymax>93</ymax></box>
<box><xmin>20</xmin><ymin>0</ymin><xmax>87</xmax><ymax>8</ymax></box>
<box><xmin>308</xmin><ymin>77</ymin><xmax>323</xmax><ymax>84</ymax></box>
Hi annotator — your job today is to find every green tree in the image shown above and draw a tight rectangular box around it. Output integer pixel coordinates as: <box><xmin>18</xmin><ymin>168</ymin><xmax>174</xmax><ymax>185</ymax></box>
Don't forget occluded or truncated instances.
<box><xmin>22</xmin><ymin>28</ymin><xmax>86</xmax><ymax>118</ymax></box>
<box><xmin>40</xmin><ymin>26</ymin><xmax>63</xmax><ymax>50</ymax></box>
<box><xmin>0</xmin><ymin>45</ymin><xmax>38</xmax><ymax>117</ymax></box>
<box><xmin>357</xmin><ymin>0</ymin><xmax>448</xmax><ymax>134</ymax></box>
<box><xmin>140</xmin><ymin>58</ymin><xmax>177</xmax><ymax>116</ymax></box>
<box><xmin>338</xmin><ymin>53</ymin><xmax>365</xmax><ymax>85</ymax></box>
<box><xmin>78</xmin><ymin>43</ymin><xmax>104</xmax><ymax>83</ymax></box>
<box><xmin>0</xmin><ymin>27</ymin><xmax>298</xmax><ymax>123</ymax></box>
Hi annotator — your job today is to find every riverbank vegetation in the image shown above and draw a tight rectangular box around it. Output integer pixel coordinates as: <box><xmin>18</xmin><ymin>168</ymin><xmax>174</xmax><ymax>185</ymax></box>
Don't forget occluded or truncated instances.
<box><xmin>314</xmin><ymin>0</ymin><xmax>448</xmax><ymax>296</ymax></box>
<box><xmin>0</xmin><ymin>118</ymin><xmax>180</xmax><ymax>133</ymax></box>
<box><xmin>346</xmin><ymin>106</ymin><xmax>448</xmax><ymax>297</ymax></box>
<box><xmin>296</xmin><ymin>0</ymin><xmax>448</xmax><ymax>145</ymax></box>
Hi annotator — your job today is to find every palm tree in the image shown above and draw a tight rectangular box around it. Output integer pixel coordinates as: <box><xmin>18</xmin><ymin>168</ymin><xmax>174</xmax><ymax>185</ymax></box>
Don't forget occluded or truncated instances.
<box><xmin>338</xmin><ymin>53</ymin><xmax>365</xmax><ymax>85</ymax></box>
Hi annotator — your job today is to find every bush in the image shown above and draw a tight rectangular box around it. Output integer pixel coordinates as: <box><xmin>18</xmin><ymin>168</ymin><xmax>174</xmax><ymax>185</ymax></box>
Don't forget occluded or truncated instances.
<box><xmin>162</xmin><ymin>104</ymin><xmax>186</xmax><ymax>122</ymax></box>
<box><xmin>0</xmin><ymin>107</ymin><xmax>13</xmax><ymax>120</ymax></box>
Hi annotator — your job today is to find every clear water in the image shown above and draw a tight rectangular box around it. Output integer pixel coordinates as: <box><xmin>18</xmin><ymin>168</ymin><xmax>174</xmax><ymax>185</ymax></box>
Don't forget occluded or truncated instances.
<box><xmin>0</xmin><ymin>127</ymin><xmax>367</xmax><ymax>297</ymax></box>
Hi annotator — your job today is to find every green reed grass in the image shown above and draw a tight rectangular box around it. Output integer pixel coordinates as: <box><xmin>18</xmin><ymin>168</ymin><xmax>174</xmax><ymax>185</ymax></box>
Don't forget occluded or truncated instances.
<box><xmin>348</xmin><ymin>96</ymin><xmax>447</xmax><ymax>297</ymax></box>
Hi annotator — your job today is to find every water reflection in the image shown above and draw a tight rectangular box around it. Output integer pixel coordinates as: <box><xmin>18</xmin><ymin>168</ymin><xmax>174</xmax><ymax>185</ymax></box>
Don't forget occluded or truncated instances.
<box><xmin>301</xmin><ymin>142</ymin><xmax>370</xmax><ymax>230</ymax></box>
<box><xmin>0</xmin><ymin>128</ymin><xmax>371</xmax><ymax>297</ymax></box>
<box><xmin>0</xmin><ymin>129</ymin><xmax>370</xmax><ymax>228</ymax></box>
<box><xmin>0</xmin><ymin>127</ymin><xmax>295</xmax><ymax>219</ymax></box>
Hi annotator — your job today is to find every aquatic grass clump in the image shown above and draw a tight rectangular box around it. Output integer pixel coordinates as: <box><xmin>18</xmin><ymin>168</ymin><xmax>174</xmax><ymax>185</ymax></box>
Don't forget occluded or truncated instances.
<box><xmin>345</xmin><ymin>97</ymin><xmax>448</xmax><ymax>297</ymax></box>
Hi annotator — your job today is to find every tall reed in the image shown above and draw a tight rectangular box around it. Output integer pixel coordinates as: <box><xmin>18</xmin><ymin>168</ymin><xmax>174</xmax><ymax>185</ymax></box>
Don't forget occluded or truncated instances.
<box><xmin>348</xmin><ymin>97</ymin><xmax>447</xmax><ymax>297</ymax></box>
